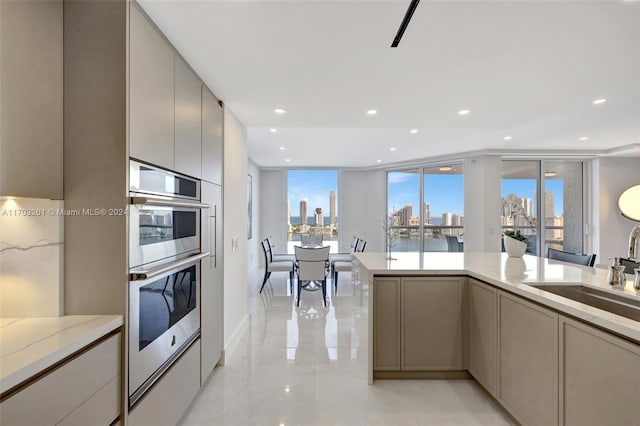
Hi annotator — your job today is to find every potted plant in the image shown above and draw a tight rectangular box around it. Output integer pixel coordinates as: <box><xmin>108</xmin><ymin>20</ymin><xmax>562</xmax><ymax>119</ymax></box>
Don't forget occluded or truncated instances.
<box><xmin>502</xmin><ymin>194</ymin><xmax>534</xmax><ymax>257</ymax></box>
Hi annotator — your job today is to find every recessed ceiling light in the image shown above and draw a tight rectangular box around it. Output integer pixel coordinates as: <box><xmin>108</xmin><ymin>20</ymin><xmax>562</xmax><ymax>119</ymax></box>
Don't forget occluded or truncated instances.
<box><xmin>270</xmin><ymin>128</ymin><xmax>278</xmax><ymax>133</ymax></box>
<box><xmin>544</xmin><ymin>172</ymin><xmax>557</xmax><ymax>177</ymax></box>
<box><xmin>284</xmin><ymin>386</ymin><xmax>290</xmax><ymax>393</ymax></box>
<box><xmin>376</xmin><ymin>159</ymin><xmax>382</xmax><ymax>163</ymax></box>
<box><xmin>504</xmin><ymin>136</ymin><xmax>512</xmax><ymax>141</ymax></box>
<box><xmin>439</xmin><ymin>166</ymin><xmax>453</xmax><ymax>172</ymax></box>
<box><xmin>410</xmin><ymin>129</ymin><xmax>419</xmax><ymax>134</ymax></box>
<box><xmin>389</xmin><ymin>147</ymin><xmax>396</xmax><ymax>151</ymax></box>
<box><xmin>279</xmin><ymin>146</ymin><xmax>286</xmax><ymax>151</ymax></box>
<box><xmin>284</xmin><ymin>158</ymin><xmax>291</xmax><ymax>162</ymax></box>
<box><xmin>592</xmin><ymin>98</ymin><xmax>607</xmax><ymax>105</ymax></box>
<box><xmin>579</xmin><ymin>136</ymin><xmax>589</xmax><ymax>141</ymax></box>
<box><xmin>457</xmin><ymin>109</ymin><xmax>470</xmax><ymax>116</ymax></box>
<box><xmin>367</xmin><ymin>109</ymin><xmax>377</xmax><ymax>116</ymax></box>
<box><xmin>274</xmin><ymin>108</ymin><xmax>286</xmax><ymax>114</ymax></box>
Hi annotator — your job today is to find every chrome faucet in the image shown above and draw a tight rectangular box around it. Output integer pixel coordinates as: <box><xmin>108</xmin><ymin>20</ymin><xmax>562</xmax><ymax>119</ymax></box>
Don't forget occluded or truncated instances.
<box><xmin>628</xmin><ymin>224</ymin><xmax>640</xmax><ymax>261</ymax></box>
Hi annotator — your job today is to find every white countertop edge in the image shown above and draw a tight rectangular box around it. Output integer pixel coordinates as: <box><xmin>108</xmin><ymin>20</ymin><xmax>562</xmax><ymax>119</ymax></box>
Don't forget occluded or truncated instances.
<box><xmin>0</xmin><ymin>315</ymin><xmax>123</xmax><ymax>395</ymax></box>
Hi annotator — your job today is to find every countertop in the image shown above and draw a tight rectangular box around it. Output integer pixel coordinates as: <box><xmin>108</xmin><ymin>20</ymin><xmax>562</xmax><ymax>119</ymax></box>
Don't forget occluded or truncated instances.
<box><xmin>0</xmin><ymin>315</ymin><xmax>123</xmax><ymax>396</ymax></box>
<box><xmin>353</xmin><ymin>252</ymin><xmax>640</xmax><ymax>343</ymax></box>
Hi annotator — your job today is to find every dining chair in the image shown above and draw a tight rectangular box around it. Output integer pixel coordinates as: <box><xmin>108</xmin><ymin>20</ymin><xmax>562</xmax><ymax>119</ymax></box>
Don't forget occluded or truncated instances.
<box><xmin>294</xmin><ymin>246</ymin><xmax>330</xmax><ymax>307</ymax></box>
<box><xmin>333</xmin><ymin>238</ymin><xmax>366</xmax><ymax>292</ymax></box>
<box><xmin>445</xmin><ymin>235</ymin><xmax>462</xmax><ymax>252</ymax></box>
<box><xmin>267</xmin><ymin>236</ymin><xmax>296</xmax><ymax>263</ymax></box>
<box><xmin>260</xmin><ymin>239</ymin><xmax>295</xmax><ymax>294</ymax></box>
<box><xmin>329</xmin><ymin>236</ymin><xmax>359</xmax><ymax>276</ymax></box>
<box><xmin>547</xmin><ymin>247</ymin><xmax>596</xmax><ymax>267</ymax></box>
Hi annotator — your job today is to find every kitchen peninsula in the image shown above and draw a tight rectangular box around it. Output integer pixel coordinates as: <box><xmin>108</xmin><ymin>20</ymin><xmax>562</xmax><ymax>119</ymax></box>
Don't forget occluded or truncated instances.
<box><xmin>353</xmin><ymin>252</ymin><xmax>640</xmax><ymax>426</ymax></box>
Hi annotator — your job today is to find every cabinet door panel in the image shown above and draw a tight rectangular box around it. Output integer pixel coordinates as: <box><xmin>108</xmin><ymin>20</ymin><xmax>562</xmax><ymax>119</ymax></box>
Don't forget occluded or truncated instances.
<box><xmin>202</xmin><ymin>87</ymin><xmax>223</xmax><ymax>184</ymax></box>
<box><xmin>561</xmin><ymin>317</ymin><xmax>640</xmax><ymax>426</ymax></box>
<box><xmin>373</xmin><ymin>278</ymin><xmax>401</xmax><ymax>370</ymax></box>
<box><xmin>499</xmin><ymin>292</ymin><xmax>558</xmax><ymax>426</ymax></box>
<box><xmin>129</xmin><ymin>4</ymin><xmax>174</xmax><ymax>170</ymax></box>
<box><xmin>174</xmin><ymin>55</ymin><xmax>202</xmax><ymax>178</ymax></box>
<box><xmin>402</xmin><ymin>277</ymin><xmax>463</xmax><ymax>370</ymax></box>
<box><xmin>201</xmin><ymin>182</ymin><xmax>223</xmax><ymax>383</ymax></box>
<box><xmin>468</xmin><ymin>279</ymin><xmax>497</xmax><ymax>395</ymax></box>
<box><xmin>0</xmin><ymin>0</ymin><xmax>62</xmax><ymax>198</ymax></box>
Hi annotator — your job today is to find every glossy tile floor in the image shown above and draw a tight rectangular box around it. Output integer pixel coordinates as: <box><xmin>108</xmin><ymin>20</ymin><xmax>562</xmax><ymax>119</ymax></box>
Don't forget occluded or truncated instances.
<box><xmin>179</xmin><ymin>272</ymin><xmax>514</xmax><ymax>426</ymax></box>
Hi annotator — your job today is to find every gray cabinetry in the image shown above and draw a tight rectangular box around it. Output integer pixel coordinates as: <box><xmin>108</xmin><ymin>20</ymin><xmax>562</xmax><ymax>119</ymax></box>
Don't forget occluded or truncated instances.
<box><xmin>498</xmin><ymin>291</ymin><xmax>558</xmax><ymax>426</ymax></box>
<box><xmin>201</xmin><ymin>181</ymin><xmax>223</xmax><ymax>383</ymax></box>
<box><xmin>560</xmin><ymin>317</ymin><xmax>640</xmax><ymax>426</ymax></box>
<box><xmin>373</xmin><ymin>277</ymin><xmax>401</xmax><ymax>370</ymax></box>
<box><xmin>0</xmin><ymin>0</ymin><xmax>62</xmax><ymax>198</ymax></box>
<box><xmin>468</xmin><ymin>278</ymin><xmax>498</xmax><ymax>394</ymax></box>
<box><xmin>129</xmin><ymin>3</ymin><xmax>174</xmax><ymax>170</ymax></box>
<box><xmin>202</xmin><ymin>87</ymin><xmax>223</xmax><ymax>185</ymax></box>
<box><xmin>402</xmin><ymin>277</ymin><xmax>463</xmax><ymax>370</ymax></box>
<box><xmin>174</xmin><ymin>55</ymin><xmax>202</xmax><ymax>178</ymax></box>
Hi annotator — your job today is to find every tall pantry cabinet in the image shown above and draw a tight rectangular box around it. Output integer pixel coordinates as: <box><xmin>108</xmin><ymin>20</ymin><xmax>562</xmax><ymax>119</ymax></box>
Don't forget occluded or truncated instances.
<box><xmin>64</xmin><ymin>1</ymin><xmax>224</xmax><ymax>423</ymax></box>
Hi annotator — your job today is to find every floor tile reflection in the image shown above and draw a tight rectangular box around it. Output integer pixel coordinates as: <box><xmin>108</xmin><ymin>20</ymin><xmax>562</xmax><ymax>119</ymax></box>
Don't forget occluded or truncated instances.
<box><xmin>179</xmin><ymin>272</ymin><xmax>514</xmax><ymax>426</ymax></box>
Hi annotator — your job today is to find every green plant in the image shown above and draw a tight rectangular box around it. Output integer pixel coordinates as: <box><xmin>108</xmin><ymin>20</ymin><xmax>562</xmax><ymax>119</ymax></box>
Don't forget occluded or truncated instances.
<box><xmin>503</xmin><ymin>229</ymin><xmax>527</xmax><ymax>242</ymax></box>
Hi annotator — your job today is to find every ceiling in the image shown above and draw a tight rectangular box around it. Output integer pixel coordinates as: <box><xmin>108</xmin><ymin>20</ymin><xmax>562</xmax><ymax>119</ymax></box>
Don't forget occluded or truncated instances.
<box><xmin>139</xmin><ymin>0</ymin><xmax>640</xmax><ymax>168</ymax></box>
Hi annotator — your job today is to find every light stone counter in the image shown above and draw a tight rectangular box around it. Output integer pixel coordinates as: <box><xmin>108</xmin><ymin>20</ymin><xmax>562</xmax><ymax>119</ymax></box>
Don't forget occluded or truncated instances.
<box><xmin>354</xmin><ymin>252</ymin><xmax>640</xmax><ymax>383</ymax></box>
<box><xmin>0</xmin><ymin>315</ymin><xmax>123</xmax><ymax>395</ymax></box>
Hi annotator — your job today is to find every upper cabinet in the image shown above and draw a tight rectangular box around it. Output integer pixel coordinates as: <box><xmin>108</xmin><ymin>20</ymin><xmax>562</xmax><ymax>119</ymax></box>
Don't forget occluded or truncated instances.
<box><xmin>129</xmin><ymin>3</ymin><xmax>174</xmax><ymax>171</ymax></box>
<box><xmin>0</xmin><ymin>0</ymin><xmax>63</xmax><ymax>198</ymax></box>
<box><xmin>174</xmin><ymin>56</ymin><xmax>202</xmax><ymax>178</ymax></box>
<box><xmin>202</xmin><ymin>87</ymin><xmax>223</xmax><ymax>185</ymax></box>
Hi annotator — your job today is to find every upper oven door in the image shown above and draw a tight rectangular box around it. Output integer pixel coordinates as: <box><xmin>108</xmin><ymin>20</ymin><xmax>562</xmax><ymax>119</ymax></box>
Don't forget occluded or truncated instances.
<box><xmin>129</xmin><ymin>195</ymin><xmax>207</xmax><ymax>268</ymax></box>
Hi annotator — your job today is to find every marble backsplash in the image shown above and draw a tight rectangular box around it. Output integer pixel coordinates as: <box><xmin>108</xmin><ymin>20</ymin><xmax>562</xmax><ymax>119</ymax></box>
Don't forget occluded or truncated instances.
<box><xmin>0</xmin><ymin>197</ymin><xmax>64</xmax><ymax>317</ymax></box>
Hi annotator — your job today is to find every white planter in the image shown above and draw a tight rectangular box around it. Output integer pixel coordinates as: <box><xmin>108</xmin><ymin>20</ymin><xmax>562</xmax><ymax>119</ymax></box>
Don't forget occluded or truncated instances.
<box><xmin>504</xmin><ymin>235</ymin><xmax>527</xmax><ymax>258</ymax></box>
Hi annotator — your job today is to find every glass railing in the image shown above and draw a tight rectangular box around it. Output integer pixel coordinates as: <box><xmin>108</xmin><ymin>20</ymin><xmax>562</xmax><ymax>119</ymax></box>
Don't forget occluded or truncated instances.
<box><xmin>388</xmin><ymin>225</ymin><xmax>464</xmax><ymax>252</ymax></box>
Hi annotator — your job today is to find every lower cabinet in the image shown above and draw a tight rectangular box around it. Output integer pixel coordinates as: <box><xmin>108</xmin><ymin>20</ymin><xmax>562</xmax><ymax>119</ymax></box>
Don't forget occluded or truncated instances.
<box><xmin>0</xmin><ymin>332</ymin><xmax>121</xmax><ymax>426</ymax></box>
<box><xmin>402</xmin><ymin>277</ymin><xmax>463</xmax><ymax>370</ymax></box>
<box><xmin>467</xmin><ymin>278</ymin><xmax>497</xmax><ymax>394</ymax></box>
<box><xmin>498</xmin><ymin>291</ymin><xmax>559</xmax><ymax>426</ymax></box>
<box><xmin>373</xmin><ymin>277</ymin><xmax>463</xmax><ymax>372</ymax></box>
<box><xmin>560</xmin><ymin>317</ymin><xmax>640</xmax><ymax>426</ymax></box>
<box><xmin>373</xmin><ymin>277</ymin><xmax>401</xmax><ymax>370</ymax></box>
<box><xmin>128</xmin><ymin>339</ymin><xmax>201</xmax><ymax>426</ymax></box>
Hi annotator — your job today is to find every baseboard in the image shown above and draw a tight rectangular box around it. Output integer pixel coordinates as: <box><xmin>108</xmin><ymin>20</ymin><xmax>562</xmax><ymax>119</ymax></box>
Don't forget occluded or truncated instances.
<box><xmin>221</xmin><ymin>314</ymin><xmax>249</xmax><ymax>365</ymax></box>
<box><xmin>373</xmin><ymin>370</ymin><xmax>472</xmax><ymax>380</ymax></box>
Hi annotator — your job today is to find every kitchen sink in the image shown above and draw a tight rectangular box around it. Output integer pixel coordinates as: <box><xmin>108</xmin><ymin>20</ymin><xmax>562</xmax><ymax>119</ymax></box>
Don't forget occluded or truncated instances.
<box><xmin>527</xmin><ymin>284</ymin><xmax>640</xmax><ymax>322</ymax></box>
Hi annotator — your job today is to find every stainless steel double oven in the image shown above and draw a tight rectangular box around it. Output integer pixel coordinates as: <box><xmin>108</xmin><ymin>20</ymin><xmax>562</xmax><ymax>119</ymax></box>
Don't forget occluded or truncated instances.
<box><xmin>128</xmin><ymin>160</ymin><xmax>208</xmax><ymax>406</ymax></box>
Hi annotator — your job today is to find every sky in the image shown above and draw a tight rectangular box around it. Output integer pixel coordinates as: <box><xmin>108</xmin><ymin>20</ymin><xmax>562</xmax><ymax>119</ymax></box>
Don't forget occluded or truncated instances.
<box><xmin>286</xmin><ymin>169</ymin><xmax>566</xmax><ymax>220</ymax></box>
<box><xmin>288</xmin><ymin>170</ymin><xmax>337</xmax><ymax>216</ymax></box>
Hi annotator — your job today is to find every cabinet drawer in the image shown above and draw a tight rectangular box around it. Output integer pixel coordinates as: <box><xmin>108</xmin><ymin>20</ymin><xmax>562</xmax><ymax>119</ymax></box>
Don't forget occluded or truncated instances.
<box><xmin>0</xmin><ymin>333</ymin><xmax>121</xmax><ymax>426</ymax></box>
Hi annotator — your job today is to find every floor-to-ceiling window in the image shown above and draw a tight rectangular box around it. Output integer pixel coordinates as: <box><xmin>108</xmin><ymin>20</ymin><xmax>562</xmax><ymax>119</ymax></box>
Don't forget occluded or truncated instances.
<box><xmin>287</xmin><ymin>169</ymin><xmax>338</xmax><ymax>253</ymax></box>
<box><xmin>386</xmin><ymin>165</ymin><xmax>464</xmax><ymax>253</ymax></box>
<box><xmin>501</xmin><ymin>160</ymin><xmax>584</xmax><ymax>257</ymax></box>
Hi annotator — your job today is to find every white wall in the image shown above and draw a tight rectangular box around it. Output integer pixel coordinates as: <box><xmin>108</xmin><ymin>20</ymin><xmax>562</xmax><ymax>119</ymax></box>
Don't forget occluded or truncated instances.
<box><xmin>258</xmin><ymin>169</ymin><xmax>286</xmax><ymax>258</ymax></box>
<box><xmin>247</xmin><ymin>159</ymin><xmax>262</xmax><ymax>283</ymax></box>
<box><xmin>463</xmin><ymin>155</ymin><xmax>502</xmax><ymax>252</ymax></box>
<box><xmin>340</xmin><ymin>169</ymin><xmax>385</xmax><ymax>252</ymax></box>
<box><xmin>591</xmin><ymin>157</ymin><xmax>640</xmax><ymax>265</ymax></box>
<box><xmin>222</xmin><ymin>107</ymin><xmax>249</xmax><ymax>356</ymax></box>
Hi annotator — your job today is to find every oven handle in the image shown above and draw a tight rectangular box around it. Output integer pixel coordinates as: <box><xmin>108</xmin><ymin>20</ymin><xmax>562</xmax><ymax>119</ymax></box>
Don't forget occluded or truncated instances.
<box><xmin>130</xmin><ymin>196</ymin><xmax>210</xmax><ymax>209</ymax></box>
<box><xmin>129</xmin><ymin>252</ymin><xmax>210</xmax><ymax>281</ymax></box>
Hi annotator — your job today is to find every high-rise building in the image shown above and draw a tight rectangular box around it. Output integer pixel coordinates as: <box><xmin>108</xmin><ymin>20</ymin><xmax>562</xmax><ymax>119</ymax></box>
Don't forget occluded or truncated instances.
<box><xmin>300</xmin><ymin>198</ymin><xmax>308</xmax><ymax>225</ymax></box>
<box><xmin>314</xmin><ymin>208</ymin><xmax>323</xmax><ymax>226</ymax></box>
<box><xmin>397</xmin><ymin>204</ymin><xmax>413</xmax><ymax>226</ymax></box>
<box><xmin>452</xmin><ymin>213</ymin><xmax>462</xmax><ymax>226</ymax></box>
<box><xmin>423</xmin><ymin>203</ymin><xmax>431</xmax><ymax>225</ymax></box>
<box><xmin>544</xmin><ymin>191</ymin><xmax>554</xmax><ymax>218</ymax></box>
<box><xmin>442</xmin><ymin>212</ymin><xmax>452</xmax><ymax>226</ymax></box>
<box><xmin>329</xmin><ymin>190</ymin><xmax>336</xmax><ymax>226</ymax></box>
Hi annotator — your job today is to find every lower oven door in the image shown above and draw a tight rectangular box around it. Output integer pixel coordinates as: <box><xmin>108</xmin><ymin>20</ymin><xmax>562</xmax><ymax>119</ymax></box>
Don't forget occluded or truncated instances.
<box><xmin>128</xmin><ymin>253</ymin><xmax>207</xmax><ymax>405</ymax></box>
